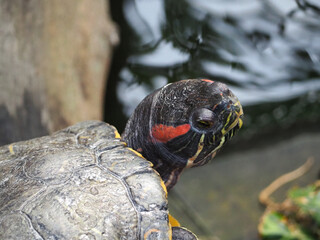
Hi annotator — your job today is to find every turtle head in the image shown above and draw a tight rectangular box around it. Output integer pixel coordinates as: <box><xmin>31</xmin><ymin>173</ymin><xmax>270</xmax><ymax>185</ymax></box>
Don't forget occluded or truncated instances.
<box><xmin>122</xmin><ymin>79</ymin><xmax>243</xmax><ymax>190</ymax></box>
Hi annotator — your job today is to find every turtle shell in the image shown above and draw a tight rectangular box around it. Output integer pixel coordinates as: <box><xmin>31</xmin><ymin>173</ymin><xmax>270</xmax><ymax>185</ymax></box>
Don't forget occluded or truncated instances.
<box><xmin>0</xmin><ymin>121</ymin><xmax>171</xmax><ymax>239</ymax></box>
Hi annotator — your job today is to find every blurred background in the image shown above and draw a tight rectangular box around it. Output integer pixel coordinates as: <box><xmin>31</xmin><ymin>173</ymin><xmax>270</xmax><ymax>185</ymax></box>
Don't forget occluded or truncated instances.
<box><xmin>1</xmin><ymin>0</ymin><xmax>320</xmax><ymax>239</ymax></box>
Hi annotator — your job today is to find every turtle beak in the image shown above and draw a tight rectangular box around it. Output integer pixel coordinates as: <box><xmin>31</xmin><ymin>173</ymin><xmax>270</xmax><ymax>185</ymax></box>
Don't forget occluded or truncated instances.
<box><xmin>220</xmin><ymin>99</ymin><xmax>243</xmax><ymax>139</ymax></box>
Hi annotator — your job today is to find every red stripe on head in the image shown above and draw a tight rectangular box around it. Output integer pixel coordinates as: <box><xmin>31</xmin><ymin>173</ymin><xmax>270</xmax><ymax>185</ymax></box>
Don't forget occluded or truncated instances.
<box><xmin>151</xmin><ymin>124</ymin><xmax>191</xmax><ymax>143</ymax></box>
<box><xmin>201</xmin><ymin>79</ymin><xmax>214</xmax><ymax>83</ymax></box>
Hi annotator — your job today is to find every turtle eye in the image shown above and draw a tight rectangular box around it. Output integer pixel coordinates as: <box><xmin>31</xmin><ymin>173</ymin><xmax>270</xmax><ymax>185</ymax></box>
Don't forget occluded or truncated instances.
<box><xmin>191</xmin><ymin>108</ymin><xmax>215</xmax><ymax>131</ymax></box>
<box><xmin>196</xmin><ymin>120</ymin><xmax>214</xmax><ymax>129</ymax></box>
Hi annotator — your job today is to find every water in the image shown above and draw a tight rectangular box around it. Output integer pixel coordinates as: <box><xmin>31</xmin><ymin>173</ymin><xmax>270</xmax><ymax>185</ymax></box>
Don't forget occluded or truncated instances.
<box><xmin>106</xmin><ymin>0</ymin><xmax>320</xmax><ymax>136</ymax></box>
<box><xmin>105</xmin><ymin>0</ymin><xmax>320</xmax><ymax>239</ymax></box>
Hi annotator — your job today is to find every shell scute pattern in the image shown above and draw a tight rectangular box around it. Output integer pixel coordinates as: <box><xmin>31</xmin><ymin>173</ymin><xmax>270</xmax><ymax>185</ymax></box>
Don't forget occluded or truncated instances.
<box><xmin>0</xmin><ymin>212</ymin><xmax>44</xmax><ymax>240</ymax></box>
<box><xmin>98</xmin><ymin>148</ymin><xmax>152</xmax><ymax>177</ymax></box>
<box><xmin>0</xmin><ymin>121</ymin><xmax>170</xmax><ymax>240</ymax></box>
<box><xmin>125</xmin><ymin>172</ymin><xmax>167</xmax><ymax>212</ymax></box>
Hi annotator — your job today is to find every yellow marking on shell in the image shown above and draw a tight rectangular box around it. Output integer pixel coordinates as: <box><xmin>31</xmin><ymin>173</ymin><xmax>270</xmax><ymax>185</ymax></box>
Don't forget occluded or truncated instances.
<box><xmin>160</xmin><ymin>178</ymin><xmax>168</xmax><ymax>198</ymax></box>
<box><xmin>187</xmin><ymin>134</ymin><xmax>205</xmax><ymax>168</ymax></box>
<box><xmin>169</xmin><ymin>214</ymin><xmax>181</xmax><ymax>227</ymax></box>
<box><xmin>79</xmin><ymin>135</ymin><xmax>90</xmax><ymax>139</ymax></box>
<box><xmin>128</xmin><ymin>148</ymin><xmax>145</xmax><ymax>159</ymax></box>
<box><xmin>144</xmin><ymin>228</ymin><xmax>160</xmax><ymax>240</ymax></box>
<box><xmin>8</xmin><ymin>144</ymin><xmax>15</xmax><ymax>154</ymax></box>
<box><xmin>128</xmin><ymin>148</ymin><xmax>153</xmax><ymax>167</ymax></box>
<box><xmin>114</xmin><ymin>129</ymin><xmax>121</xmax><ymax>139</ymax></box>
<box><xmin>169</xmin><ymin>225</ymin><xmax>172</xmax><ymax>240</ymax></box>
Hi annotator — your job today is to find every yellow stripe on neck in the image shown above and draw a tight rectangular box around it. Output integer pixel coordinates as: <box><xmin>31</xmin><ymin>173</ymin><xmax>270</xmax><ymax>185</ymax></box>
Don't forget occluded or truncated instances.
<box><xmin>187</xmin><ymin>134</ymin><xmax>205</xmax><ymax>168</ymax></box>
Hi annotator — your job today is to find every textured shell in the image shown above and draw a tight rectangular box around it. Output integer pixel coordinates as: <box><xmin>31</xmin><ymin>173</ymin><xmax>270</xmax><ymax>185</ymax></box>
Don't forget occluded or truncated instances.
<box><xmin>0</xmin><ymin>121</ymin><xmax>170</xmax><ymax>240</ymax></box>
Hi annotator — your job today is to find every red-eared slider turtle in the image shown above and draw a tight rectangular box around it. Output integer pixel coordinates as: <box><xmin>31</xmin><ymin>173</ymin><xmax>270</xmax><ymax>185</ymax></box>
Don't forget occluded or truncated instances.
<box><xmin>0</xmin><ymin>79</ymin><xmax>243</xmax><ymax>240</ymax></box>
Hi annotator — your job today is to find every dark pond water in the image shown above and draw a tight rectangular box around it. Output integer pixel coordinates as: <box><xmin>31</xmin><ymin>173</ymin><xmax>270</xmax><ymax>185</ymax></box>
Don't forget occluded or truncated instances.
<box><xmin>105</xmin><ymin>0</ymin><xmax>320</xmax><ymax>239</ymax></box>
<box><xmin>106</xmin><ymin>0</ymin><xmax>320</xmax><ymax>138</ymax></box>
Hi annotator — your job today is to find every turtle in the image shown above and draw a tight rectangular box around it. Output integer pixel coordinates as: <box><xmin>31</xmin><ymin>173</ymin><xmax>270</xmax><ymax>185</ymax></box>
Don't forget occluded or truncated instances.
<box><xmin>0</xmin><ymin>79</ymin><xmax>243</xmax><ymax>240</ymax></box>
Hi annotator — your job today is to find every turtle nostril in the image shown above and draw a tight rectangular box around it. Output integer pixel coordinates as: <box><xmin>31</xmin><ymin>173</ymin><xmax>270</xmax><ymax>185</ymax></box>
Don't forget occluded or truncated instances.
<box><xmin>227</xmin><ymin>100</ymin><xmax>233</xmax><ymax>109</ymax></box>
